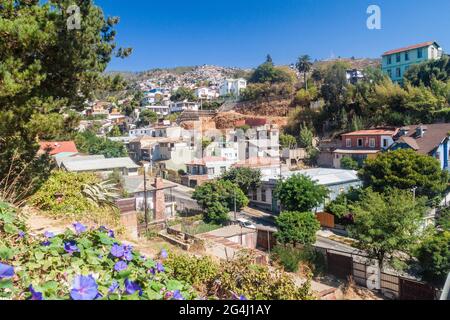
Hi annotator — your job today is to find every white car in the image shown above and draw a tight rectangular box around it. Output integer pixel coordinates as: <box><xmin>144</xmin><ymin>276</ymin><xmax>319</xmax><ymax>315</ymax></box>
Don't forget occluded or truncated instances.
<box><xmin>236</xmin><ymin>218</ymin><xmax>257</xmax><ymax>229</ymax></box>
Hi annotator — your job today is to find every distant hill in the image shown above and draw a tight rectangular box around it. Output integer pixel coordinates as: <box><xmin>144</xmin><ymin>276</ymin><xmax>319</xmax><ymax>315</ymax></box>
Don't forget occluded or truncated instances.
<box><xmin>313</xmin><ymin>57</ymin><xmax>381</xmax><ymax>70</ymax></box>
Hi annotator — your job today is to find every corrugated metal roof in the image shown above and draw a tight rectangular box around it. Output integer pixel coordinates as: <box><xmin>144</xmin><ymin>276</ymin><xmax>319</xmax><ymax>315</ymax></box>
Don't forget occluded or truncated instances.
<box><xmin>62</xmin><ymin>157</ymin><xmax>140</xmax><ymax>172</ymax></box>
<box><xmin>264</xmin><ymin>168</ymin><xmax>360</xmax><ymax>186</ymax></box>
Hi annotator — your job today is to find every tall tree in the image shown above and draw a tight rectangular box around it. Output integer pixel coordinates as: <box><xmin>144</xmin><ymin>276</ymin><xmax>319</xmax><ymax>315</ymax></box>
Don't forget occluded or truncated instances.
<box><xmin>274</xmin><ymin>174</ymin><xmax>328</xmax><ymax>212</ymax></box>
<box><xmin>220</xmin><ymin>167</ymin><xmax>262</xmax><ymax>194</ymax></box>
<box><xmin>359</xmin><ymin>149</ymin><xmax>449</xmax><ymax>200</ymax></box>
<box><xmin>275</xmin><ymin>211</ymin><xmax>320</xmax><ymax>247</ymax></box>
<box><xmin>296</xmin><ymin>55</ymin><xmax>313</xmax><ymax>90</ymax></box>
<box><xmin>192</xmin><ymin>180</ymin><xmax>249</xmax><ymax>224</ymax></box>
<box><xmin>0</xmin><ymin>0</ymin><xmax>130</xmax><ymax>201</ymax></box>
<box><xmin>349</xmin><ymin>188</ymin><xmax>426</xmax><ymax>270</ymax></box>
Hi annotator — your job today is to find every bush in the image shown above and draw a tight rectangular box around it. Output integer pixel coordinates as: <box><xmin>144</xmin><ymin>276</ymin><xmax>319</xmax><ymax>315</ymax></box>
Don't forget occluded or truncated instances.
<box><xmin>416</xmin><ymin>231</ymin><xmax>450</xmax><ymax>287</ymax></box>
<box><xmin>271</xmin><ymin>245</ymin><xmax>326</xmax><ymax>275</ymax></box>
<box><xmin>166</xmin><ymin>251</ymin><xmax>314</xmax><ymax>300</ymax></box>
<box><xmin>165</xmin><ymin>253</ymin><xmax>219</xmax><ymax>288</ymax></box>
<box><xmin>29</xmin><ymin>171</ymin><xmax>120</xmax><ymax>226</ymax></box>
<box><xmin>340</xmin><ymin>157</ymin><xmax>359</xmax><ymax>170</ymax></box>
<box><xmin>192</xmin><ymin>180</ymin><xmax>249</xmax><ymax>225</ymax></box>
<box><xmin>275</xmin><ymin>211</ymin><xmax>320</xmax><ymax>247</ymax></box>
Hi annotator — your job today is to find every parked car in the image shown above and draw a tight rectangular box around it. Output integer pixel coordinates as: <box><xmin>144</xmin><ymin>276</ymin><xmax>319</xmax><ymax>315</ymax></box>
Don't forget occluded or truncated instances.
<box><xmin>236</xmin><ymin>218</ymin><xmax>257</xmax><ymax>229</ymax></box>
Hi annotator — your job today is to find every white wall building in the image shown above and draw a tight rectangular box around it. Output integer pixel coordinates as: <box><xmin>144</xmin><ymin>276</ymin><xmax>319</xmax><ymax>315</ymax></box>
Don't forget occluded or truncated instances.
<box><xmin>195</xmin><ymin>87</ymin><xmax>219</xmax><ymax>100</ymax></box>
<box><xmin>219</xmin><ymin>78</ymin><xmax>247</xmax><ymax>97</ymax></box>
<box><xmin>169</xmin><ymin>101</ymin><xmax>199</xmax><ymax>113</ymax></box>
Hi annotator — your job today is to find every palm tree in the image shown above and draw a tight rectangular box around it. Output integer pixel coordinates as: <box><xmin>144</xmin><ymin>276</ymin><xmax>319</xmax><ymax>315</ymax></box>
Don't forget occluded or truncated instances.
<box><xmin>296</xmin><ymin>55</ymin><xmax>313</xmax><ymax>90</ymax></box>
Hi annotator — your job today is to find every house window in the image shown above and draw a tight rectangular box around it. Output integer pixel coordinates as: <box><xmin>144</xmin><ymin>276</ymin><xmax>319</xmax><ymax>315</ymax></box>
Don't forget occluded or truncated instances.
<box><xmin>396</xmin><ymin>68</ymin><xmax>401</xmax><ymax>78</ymax></box>
<box><xmin>396</xmin><ymin>53</ymin><xmax>401</xmax><ymax>63</ymax></box>
<box><xmin>417</xmin><ymin>48</ymin><xmax>423</xmax><ymax>59</ymax></box>
<box><xmin>357</xmin><ymin>139</ymin><xmax>363</xmax><ymax>147</ymax></box>
<box><xmin>369</xmin><ymin>138</ymin><xmax>376</xmax><ymax>148</ymax></box>
<box><xmin>207</xmin><ymin>167</ymin><xmax>215</xmax><ymax>175</ymax></box>
<box><xmin>405</xmin><ymin>52</ymin><xmax>409</xmax><ymax>61</ymax></box>
<box><xmin>261</xmin><ymin>189</ymin><xmax>266</xmax><ymax>202</ymax></box>
<box><xmin>346</xmin><ymin>139</ymin><xmax>351</xmax><ymax>148</ymax></box>
<box><xmin>220</xmin><ymin>166</ymin><xmax>226</xmax><ymax>174</ymax></box>
<box><xmin>335</xmin><ymin>154</ymin><xmax>340</xmax><ymax>159</ymax></box>
<box><xmin>252</xmin><ymin>189</ymin><xmax>258</xmax><ymax>201</ymax></box>
<box><xmin>383</xmin><ymin>139</ymin><xmax>388</xmax><ymax>148</ymax></box>
<box><xmin>436</xmin><ymin>152</ymin><xmax>440</xmax><ymax>160</ymax></box>
<box><xmin>387</xmin><ymin>69</ymin><xmax>392</xmax><ymax>78</ymax></box>
<box><xmin>387</xmin><ymin>56</ymin><xmax>392</xmax><ymax>65</ymax></box>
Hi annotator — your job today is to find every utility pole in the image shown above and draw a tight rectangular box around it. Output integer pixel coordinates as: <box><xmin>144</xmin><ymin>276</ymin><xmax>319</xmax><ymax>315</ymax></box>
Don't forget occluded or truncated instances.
<box><xmin>412</xmin><ymin>186</ymin><xmax>417</xmax><ymax>203</ymax></box>
<box><xmin>143</xmin><ymin>165</ymin><xmax>149</xmax><ymax>229</ymax></box>
<box><xmin>234</xmin><ymin>188</ymin><xmax>237</xmax><ymax>221</ymax></box>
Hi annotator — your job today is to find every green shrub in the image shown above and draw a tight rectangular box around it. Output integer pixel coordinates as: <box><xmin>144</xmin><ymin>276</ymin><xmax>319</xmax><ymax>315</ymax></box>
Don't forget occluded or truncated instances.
<box><xmin>271</xmin><ymin>245</ymin><xmax>303</xmax><ymax>272</ymax></box>
<box><xmin>29</xmin><ymin>171</ymin><xmax>120</xmax><ymax>225</ymax></box>
<box><xmin>165</xmin><ymin>251</ymin><xmax>314</xmax><ymax>300</ymax></box>
<box><xmin>271</xmin><ymin>245</ymin><xmax>326</xmax><ymax>276</ymax></box>
<box><xmin>165</xmin><ymin>253</ymin><xmax>219</xmax><ymax>288</ymax></box>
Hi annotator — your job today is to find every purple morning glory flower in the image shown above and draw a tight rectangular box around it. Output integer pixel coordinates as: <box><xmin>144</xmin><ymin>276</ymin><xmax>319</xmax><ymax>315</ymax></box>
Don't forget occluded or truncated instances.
<box><xmin>29</xmin><ymin>285</ymin><xmax>43</xmax><ymax>300</ymax></box>
<box><xmin>114</xmin><ymin>261</ymin><xmax>128</xmax><ymax>272</ymax></box>
<box><xmin>108</xmin><ymin>280</ymin><xmax>119</xmax><ymax>294</ymax></box>
<box><xmin>110</xmin><ymin>244</ymin><xmax>124</xmax><ymax>258</ymax></box>
<box><xmin>232</xmin><ymin>293</ymin><xmax>247</xmax><ymax>300</ymax></box>
<box><xmin>0</xmin><ymin>263</ymin><xmax>14</xmax><ymax>279</ymax></box>
<box><xmin>156</xmin><ymin>262</ymin><xmax>165</xmax><ymax>273</ymax></box>
<box><xmin>160</xmin><ymin>249</ymin><xmax>168</xmax><ymax>259</ymax></box>
<box><xmin>44</xmin><ymin>231</ymin><xmax>55</xmax><ymax>238</ymax></box>
<box><xmin>70</xmin><ymin>275</ymin><xmax>98</xmax><ymax>301</ymax></box>
<box><xmin>173</xmin><ymin>290</ymin><xmax>184</xmax><ymax>300</ymax></box>
<box><xmin>108</xmin><ymin>229</ymin><xmax>115</xmax><ymax>238</ymax></box>
<box><xmin>64</xmin><ymin>241</ymin><xmax>79</xmax><ymax>254</ymax></box>
<box><xmin>18</xmin><ymin>231</ymin><xmax>25</xmax><ymax>238</ymax></box>
<box><xmin>41</xmin><ymin>240</ymin><xmax>51</xmax><ymax>246</ymax></box>
<box><xmin>124</xmin><ymin>279</ymin><xmax>142</xmax><ymax>296</ymax></box>
<box><xmin>164</xmin><ymin>291</ymin><xmax>173</xmax><ymax>300</ymax></box>
<box><xmin>123</xmin><ymin>249</ymin><xmax>133</xmax><ymax>261</ymax></box>
<box><xmin>73</xmin><ymin>222</ymin><xmax>87</xmax><ymax>234</ymax></box>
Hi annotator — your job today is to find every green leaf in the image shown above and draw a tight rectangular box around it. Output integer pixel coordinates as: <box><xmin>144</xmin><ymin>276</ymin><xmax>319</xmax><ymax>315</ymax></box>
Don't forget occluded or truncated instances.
<box><xmin>34</xmin><ymin>251</ymin><xmax>45</xmax><ymax>261</ymax></box>
<box><xmin>166</xmin><ymin>279</ymin><xmax>183</xmax><ymax>291</ymax></box>
<box><xmin>0</xmin><ymin>246</ymin><xmax>14</xmax><ymax>260</ymax></box>
<box><xmin>0</xmin><ymin>279</ymin><xmax>13</xmax><ymax>289</ymax></box>
<box><xmin>146</xmin><ymin>289</ymin><xmax>163</xmax><ymax>300</ymax></box>
<box><xmin>4</xmin><ymin>223</ymin><xmax>18</xmax><ymax>234</ymax></box>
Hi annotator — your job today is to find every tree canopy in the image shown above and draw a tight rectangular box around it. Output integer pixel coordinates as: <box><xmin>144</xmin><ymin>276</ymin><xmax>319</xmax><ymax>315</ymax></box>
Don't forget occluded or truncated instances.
<box><xmin>274</xmin><ymin>174</ymin><xmax>328</xmax><ymax>212</ymax></box>
<box><xmin>0</xmin><ymin>0</ymin><xmax>130</xmax><ymax>201</ymax></box>
<box><xmin>138</xmin><ymin>109</ymin><xmax>158</xmax><ymax>127</ymax></box>
<box><xmin>192</xmin><ymin>180</ymin><xmax>249</xmax><ymax>224</ymax></box>
<box><xmin>170</xmin><ymin>87</ymin><xmax>196</xmax><ymax>102</ymax></box>
<box><xmin>75</xmin><ymin>130</ymin><xmax>128</xmax><ymax>158</ymax></box>
<box><xmin>358</xmin><ymin>149</ymin><xmax>449</xmax><ymax>200</ymax></box>
<box><xmin>275</xmin><ymin>211</ymin><xmax>320</xmax><ymax>246</ymax></box>
<box><xmin>415</xmin><ymin>230</ymin><xmax>450</xmax><ymax>287</ymax></box>
<box><xmin>220</xmin><ymin>167</ymin><xmax>262</xmax><ymax>195</ymax></box>
<box><xmin>348</xmin><ymin>188</ymin><xmax>426</xmax><ymax>269</ymax></box>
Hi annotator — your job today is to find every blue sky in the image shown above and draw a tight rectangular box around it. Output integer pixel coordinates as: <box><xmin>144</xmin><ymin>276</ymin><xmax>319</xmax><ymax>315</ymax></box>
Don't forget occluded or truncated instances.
<box><xmin>96</xmin><ymin>0</ymin><xmax>450</xmax><ymax>71</ymax></box>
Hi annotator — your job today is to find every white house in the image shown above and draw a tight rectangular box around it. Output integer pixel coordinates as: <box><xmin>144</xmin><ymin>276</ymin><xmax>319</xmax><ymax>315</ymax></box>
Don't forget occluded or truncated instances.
<box><xmin>169</xmin><ymin>101</ymin><xmax>199</xmax><ymax>113</ymax></box>
<box><xmin>219</xmin><ymin>78</ymin><xmax>247</xmax><ymax>97</ymax></box>
<box><xmin>195</xmin><ymin>87</ymin><xmax>219</xmax><ymax>100</ymax></box>
<box><xmin>141</xmin><ymin>105</ymin><xmax>170</xmax><ymax>116</ymax></box>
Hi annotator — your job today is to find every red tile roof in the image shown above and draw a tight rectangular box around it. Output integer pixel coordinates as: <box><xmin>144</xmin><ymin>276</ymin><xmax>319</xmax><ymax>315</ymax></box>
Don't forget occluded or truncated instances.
<box><xmin>187</xmin><ymin>156</ymin><xmax>227</xmax><ymax>166</ymax></box>
<box><xmin>382</xmin><ymin>41</ymin><xmax>437</xmax><ymax>56</ymax></box>
<box><xmin>343</xmin><ymin>129</ymin><xmax>398</xmax><ymax>136</ymax></box>
<box><xmin>39</xmin><ymin>141</ymin><xmax>78</xmax><ymax>156</ymax></box>
<box><xmin>233</xmin><ymin>157</ymin><xmax>280</xmax><ymax>168</ymax></box>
